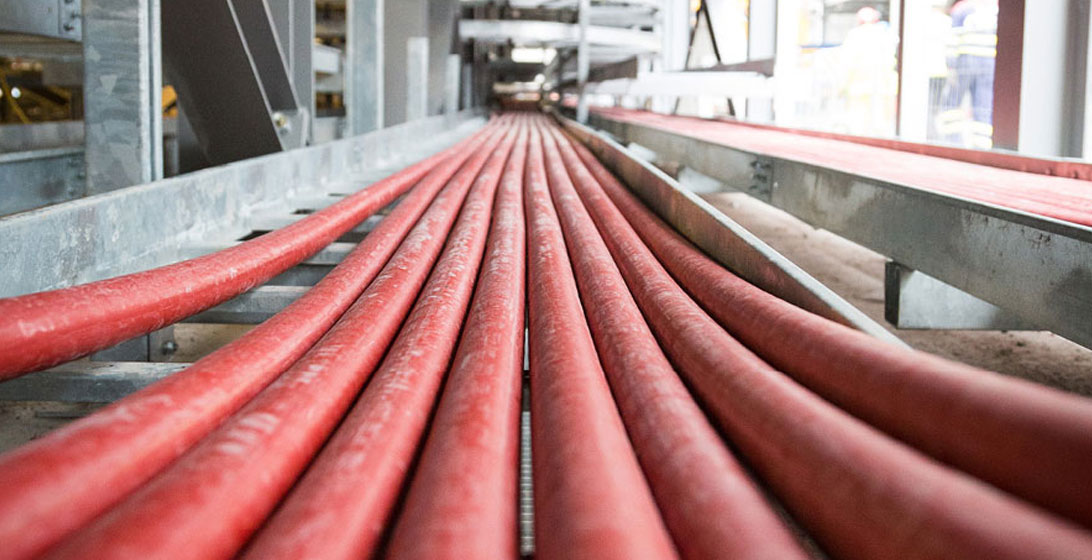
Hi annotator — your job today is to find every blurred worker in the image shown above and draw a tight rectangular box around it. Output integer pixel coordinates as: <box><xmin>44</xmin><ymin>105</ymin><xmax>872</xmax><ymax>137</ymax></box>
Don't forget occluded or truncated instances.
<box><xmin>938</xmin><ymin>0</ymin><xmax>998</xmax><ymax>149</ymax></box>
<box><xmin>839</xmin><ymin>6</ymin><xmax>898</xmax><ymax>136</ymax></box>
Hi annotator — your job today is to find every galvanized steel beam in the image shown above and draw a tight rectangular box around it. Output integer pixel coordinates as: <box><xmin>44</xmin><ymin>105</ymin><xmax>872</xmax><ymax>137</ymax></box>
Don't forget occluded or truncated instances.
<box><xmin>587</xmin><ymin>112</ymin><xmax>1092</xmax><ymax>348</ymax></box>
<box><xmin>0</xmin><ymin>110</ymin><xmax>485</xmax><ymax>298</ymax></box>
<box><xmin>558</xmin><ymin>113</ymin><xmax>903</xmax><ymax>345</ymax></box>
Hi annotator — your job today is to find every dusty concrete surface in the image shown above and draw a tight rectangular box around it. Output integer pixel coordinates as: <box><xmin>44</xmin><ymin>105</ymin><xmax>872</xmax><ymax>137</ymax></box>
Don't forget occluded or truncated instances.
<box><xmin>705</xmin><ymin>191</ymin><xmax>1092</xmax><ymax>396</ymax></box>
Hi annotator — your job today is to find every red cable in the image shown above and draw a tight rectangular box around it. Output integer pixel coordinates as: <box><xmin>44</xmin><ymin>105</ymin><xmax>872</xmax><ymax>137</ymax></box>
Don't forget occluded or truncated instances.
<box><xmin>555</xmin><ymin>124</ymin><xmax>1092</xmax><ymax>560</ymax></box>
<box><xmin>0</xmin><ymin>119</ymin><xmax>506</xmax><ymax>560</ymax></box>
<box><xmin>41</xmin><ymin>123</ymin><xmax>513</xmax><ymax>560</ymax></box>
<box><xmin>568</xmin><ymin>129</ymin><xmax>1092</xmax><ymax>529</ymax></box>
<box><xmin>0</xmin><ymin>121</ymin><xmax>492</xmax><ymax>379</ymax></box>
<box><xmin>240</xmin><ymin>120</ymin><xmax>520</xmax><ymax>560</ymax></box>
<box><xmin>523</xmin><ymin>119</ymin><xmax>678</xmax><ymax>560</ymax></box>
<box><xmin>539</xmin><ymin>122</ymin><xmax>808</xmax><ymax>560</ymax></box>
<box><xmin>384</xmin><ymin>120</ymin><xmax>528</xmax><ymax>559</ymax></box>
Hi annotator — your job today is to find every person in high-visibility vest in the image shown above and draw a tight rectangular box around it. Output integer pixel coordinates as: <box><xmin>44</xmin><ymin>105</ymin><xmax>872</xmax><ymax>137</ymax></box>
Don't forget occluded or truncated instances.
<box><xmin>937</xmin><ymin>0</ymin><xmax>998</xmax><ymax>149</ymax></box>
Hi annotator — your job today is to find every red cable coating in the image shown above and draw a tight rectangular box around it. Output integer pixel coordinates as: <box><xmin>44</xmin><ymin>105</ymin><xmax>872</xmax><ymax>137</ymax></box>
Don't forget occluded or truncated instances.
<box><xmin>523</xmin><ymin>119</ymin><xmax>678</xmax><ymax>560</ymax></box>
<box><xmin>0</xmin><ymin>119</ymin><xmax>506</xmax><ymax>560</ymax></box>
<box><xmin>539</xmin><ymin>121</ymin><xmax>809</xmax><ymax>560</ymax></box>
<box><xmin>41</xmin><ymin>123</ymin><xmax>512</xmax><ymax>560</ymax></box>
<box><xmin>240</xmin><ymin>119</ymin><xmax>520</xmax><ymax>560</ymax></box>
<box><xmin>554</xmin><ymin>124</ymin><xmax>1092</xmax><ymax>560</ymax></box>
<box><xmin>0</xmin><ymin>120</ymin><xmax>493</xmax><ymax>379</ymax></box>
<box><xmin>384</xmin><ymin>121</ymin><xmax>528</xmax><ymax>559</ymax></box>
<box><xmin>567</xmin><ymin>129</ymin><xmax>1092</xmax><ymax>529</ymax></box>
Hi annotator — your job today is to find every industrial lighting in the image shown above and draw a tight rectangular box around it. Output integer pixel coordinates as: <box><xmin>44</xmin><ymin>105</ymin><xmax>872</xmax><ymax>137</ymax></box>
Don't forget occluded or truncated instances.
<box><xmin>10</xmin><ymin>87</ymin><xmax>21</xmax><ymax>99</ymax></box>
<box><xmin>511</xmin><ymin>47</ymin><xmax>557</xmax><ymax>64</ymax></box>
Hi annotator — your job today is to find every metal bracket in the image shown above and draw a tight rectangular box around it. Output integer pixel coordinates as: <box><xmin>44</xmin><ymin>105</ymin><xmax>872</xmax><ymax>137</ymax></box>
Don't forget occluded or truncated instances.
<box><xmin>748</xmin><ymin>156</ymin><xmax>773</xmax><ymax>200</ymax></box>
<box><xmin>884</xmin><ymin>262</ymin><xmax>1037</xmax><ymax>331</ymax></box>
<box><xmin>0</xmin><ymin>0</ymin><xmax>82</xmax><ymax>41</ymax></box>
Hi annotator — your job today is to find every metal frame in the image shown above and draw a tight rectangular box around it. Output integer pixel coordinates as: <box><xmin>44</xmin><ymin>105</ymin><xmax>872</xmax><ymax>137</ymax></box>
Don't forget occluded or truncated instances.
<box><xmin>556</xmin><ymin>113</ymin><xmax>904</xmax><ymax>346</ymax></box>
<box><xmin>0</xmin><ymin>109</ymin><xmax>899</xmax><ymax>406</ymax></box>
<box><xmin>586</xmin><ymin>111</ymin><xmax>1092</xmax><ymax>349</ymax></box>
<box><xmin>0</xmin><ymin>108</ymin><xmax>484</xmax><ymax>398</ymax></box>
<box><xmin>0</xmin><ymin>109</ymin><xmax>485</xmax><ymax>298</ymax></box>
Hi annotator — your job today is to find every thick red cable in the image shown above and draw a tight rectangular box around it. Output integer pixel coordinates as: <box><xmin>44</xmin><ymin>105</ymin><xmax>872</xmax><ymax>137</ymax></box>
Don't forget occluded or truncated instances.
<box><xmin>384</xmin><ymin>121</ymin><xmax>528</xmax><ymax>559</ymax></box>
<box><xmin>539</xmin><ymin>122</ymin><xmax>808</xmax><ymax>560</ymax></box>
<box><xmin>0</xmin><ymin>120</ymin><xmax>493</xmax><ymax>379</ymax></box>
<box><xmin>553</xmin><ymin>121</ymin><xmax>1092</xmax><ymax>560</ymax></box>
<box><xmin>566</xmin><ymin>128</ymin><xmax>1092</xmax><ymax>529</ymax></box>
<box><xmin>0</xmin><ymin>118</ymin><xmax>508</xmax><ymax>560</ymax></box>
<box><xmin>42</xmin><ymin>125</ymin><xmax>513</xmax><ymax>560</ymax></box>
<box><xmin>523</xmin><ymin>119</ymin><xmax>678</xmax><ymax>560</ymax></box>
<box><xmin>239</xmin><ymin>119</ymin><xmax>520</xmax><ymax>560</ymax></box>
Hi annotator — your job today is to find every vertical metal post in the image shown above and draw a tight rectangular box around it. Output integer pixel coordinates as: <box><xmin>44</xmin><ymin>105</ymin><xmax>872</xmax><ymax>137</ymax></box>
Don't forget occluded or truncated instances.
<box><xmin>1014</xmin><ymin>0</ymin><xmax>1088</xmax><ymax>157</ymax></box>
<box><xmin>82</xmin><ymin>0</ymin><xmax>162</xmax><ymax>193</ymax></box>
<box><xmin>428</xmin><ymin>0</ymin><xmax>458</xmax><ymax>116</ymax></box>
<box><xmin>461</xmin><ymin>62</ymin><xmax>473</xmax><ymax>111</ymax></box>
<box><xmin>406</xmin><ymin>37</ymin><xmax>429</xmax><ymax>122</ymax></box>
<box><xmin>746</xmin><ymin>0</ymin><xmax>777</xmax><ymax>121</ymax></box>
<box><xmin>992</xmin><ymin>0</ymin><xmax>1024</xmax><ymax>151</ymax></box>
<box><xmin>774</xmin><ymin>0</ymin><xmax>801</xmax><ymax>125</ymax></box>
<box><xmin>445</xmin><ymin>54</ymin><xmax>461</xmax><ymax>115</ymax></box>
<box><xmin>347</xmin><ymin>0</ymin><xmax>384</xmax><ymax>135</ymax></box>
<box><xmin>897</xmin><ymin>0</ymin><xmax>930</xmax><ymax>141</ymax></box>
<box><xmin>655</xmin><ymin>0</ymin><xmax>688</xmax><ymax>114</ymax></box>
<box><xmin>268</xmin><ymin>0</ymin><xmax>315</xmax><ymax>144</ymax></box>
<box><xmin>576</xmin><ymin>0</ymin><xmax>590</xmax><ymax>123</ymax></box>
<box><xmin>84</xmin><ymin>0</ymin><xmax>174</xmax><ymax>364</ymax></box>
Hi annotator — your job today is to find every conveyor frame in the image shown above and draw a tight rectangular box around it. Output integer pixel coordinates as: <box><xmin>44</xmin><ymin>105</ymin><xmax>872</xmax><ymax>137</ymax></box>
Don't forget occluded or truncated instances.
<box><xmin>1</xmin><ymin>109</ymin><xmax>897</xmax><ymax>401</ymax></box>
<box><xmin>586</xmin><ymin>111</ymin><xmax>1092</xmax><ymax>349</ymax></box>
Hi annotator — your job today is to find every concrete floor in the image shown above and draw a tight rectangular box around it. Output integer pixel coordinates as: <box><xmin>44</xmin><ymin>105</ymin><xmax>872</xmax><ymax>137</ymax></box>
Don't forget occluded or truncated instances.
<box><xmin>705</xmin><ymin>191</ymin><xmax>1092</xmax><ymax>396</ymax></box>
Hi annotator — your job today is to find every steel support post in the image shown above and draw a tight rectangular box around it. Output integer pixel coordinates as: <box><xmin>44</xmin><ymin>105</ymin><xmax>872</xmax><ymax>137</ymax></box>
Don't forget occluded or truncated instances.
<box><xmin>428</xmin><ymin>0</ymin><xmax>458</xmax><ymax>116</ymax></box>
<box><xmin>347</xmin><ymin>0</ymin><xmax>384</xmax><ymax>134</ymax></box>
<box><xmin>384</xmin><ymin>0</ymin><xmax>427</xmax><ymax>126</ymax></box>
<box><xmin>82</xmin><ymin>0</ymin><xmax>162</xmax><ymax>193</ymax></box>
<box><xmin>445</xmin><ymin>54</ymin><xmax>461</xmax><ymax>115</ymax></box>
<box><xmin>897</xmin><ymin>0</ymin><xmax>930</xmax><ymax>141</ymax></box>
<box><xmin>268</xmin><ymin>0</ymin><xmax>315</xmax><ymax>144</ymax></box>
<box><xmin>407</xmin><ymin>37</ymin><xmax>430</xmax><ymax>122</ymax></box>
<box><xmin>746</xmin><ymin>0</ymin><xmax>776</xmax><ymax>121</ymax></box>
<box><xmin>576</xmin><ymin>0</ymin><xmax>591</xmax><ymax>123</ymax></box>
<box><xmin>1011</xmin><ymin>0</ymin><xmax>1089</xmax><ymax>157</ymax></box>
<box><xmin>461</xmin><ymin>63</ymin><xmax>472</xmax><ymax>110</ymax></box>
<box><xmin>655</xmin><ymin>0</ymin><xmax>689</xmax><ymax>114</ymax></box>
<box><xmin>774</xmin><ymin>0</ymin><xmax>801</xmax><ymax>125</ymax></box>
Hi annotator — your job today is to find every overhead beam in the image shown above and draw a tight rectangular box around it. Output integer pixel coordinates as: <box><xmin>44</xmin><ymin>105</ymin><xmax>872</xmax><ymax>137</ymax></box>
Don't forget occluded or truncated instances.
<box><xmin>458</xmin><ymin>19</ymin><xmax>660</xmax><ymax>52</ymax></box>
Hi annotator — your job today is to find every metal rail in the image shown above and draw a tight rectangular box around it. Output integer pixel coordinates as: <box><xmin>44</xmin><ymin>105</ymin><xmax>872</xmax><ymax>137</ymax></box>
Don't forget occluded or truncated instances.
<box><xmin>585</xmin><ymin>109</ymin><xmax>1092</xmax><ymax>349</ymax></box>
<box><xmin>556</xmin><ymin>113</ymin><xmax>904</xmax><ymax>345</ymax></box>
<box><xmin>0</xmin><ymin>111</ymin><xmax>486</xmax><ymax>378</ymax></box>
